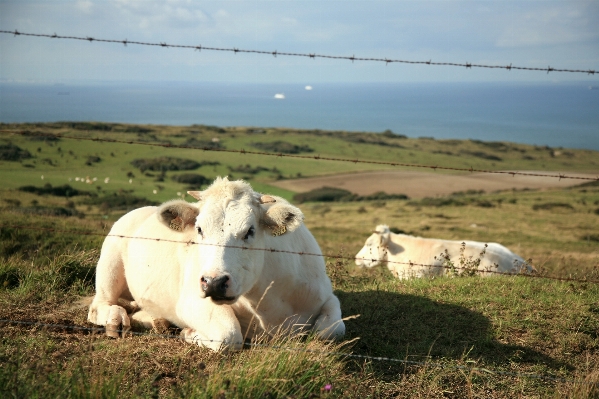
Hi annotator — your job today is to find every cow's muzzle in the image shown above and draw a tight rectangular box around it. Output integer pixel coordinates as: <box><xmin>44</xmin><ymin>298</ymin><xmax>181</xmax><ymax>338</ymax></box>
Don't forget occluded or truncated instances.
<box><xmin>200</xmin><ymin>275</ymin><xmax>236</xmax><ymax>302</ymax></box>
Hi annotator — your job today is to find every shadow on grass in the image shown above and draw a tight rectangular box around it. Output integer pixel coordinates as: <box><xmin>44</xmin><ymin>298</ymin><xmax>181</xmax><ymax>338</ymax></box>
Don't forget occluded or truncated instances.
<box><xmin>337</xmin><ymin>290</ymin><xmax>565</xmax><ymax>377</ymax></box>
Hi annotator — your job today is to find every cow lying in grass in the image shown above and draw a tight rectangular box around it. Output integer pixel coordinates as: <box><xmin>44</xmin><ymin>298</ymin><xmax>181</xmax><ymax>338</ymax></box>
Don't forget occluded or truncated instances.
<box><xmin>355</xmin><ymin>225</ymin><xmax>534</xmax><ymax>279</ymax></box>
<box><xmin>88</xmin><ymin>177</ymin><xmax>345</xmax><ymax>351</ymax></box>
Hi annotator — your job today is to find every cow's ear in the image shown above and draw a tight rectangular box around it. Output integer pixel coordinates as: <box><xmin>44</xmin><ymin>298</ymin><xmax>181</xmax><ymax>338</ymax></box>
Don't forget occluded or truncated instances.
<box><xmin>375</xmin><ymin>225</ymin><xmax>391</xmax><ymax>246</ymax></box>
<box><xmin>259</xmin><ymin>196</ymin><xmax>304</xmax><ymax>237</ymax></box>
<box><xmin>187</xmin><ymin>191</ymin><xmax>202</xmax><ymax>201</ymax></box>
<box><xmin>157</xmin><ymin>200</ymin><xmax>199</xmax><ymax>232</ymax></box>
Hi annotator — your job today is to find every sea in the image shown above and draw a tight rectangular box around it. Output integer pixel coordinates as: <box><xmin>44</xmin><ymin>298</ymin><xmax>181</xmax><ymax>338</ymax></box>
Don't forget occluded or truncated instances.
<box><xmin>1</xmin><ymin>81</ymin><xmax>598</xmax><ymax>150</ymax></box>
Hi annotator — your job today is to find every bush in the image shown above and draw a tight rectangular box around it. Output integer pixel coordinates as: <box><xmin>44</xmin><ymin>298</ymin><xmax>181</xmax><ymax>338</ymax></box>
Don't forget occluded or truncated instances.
<box><xmin>171</xmin><ymin>174</ymin><xmax>210</xmax><ymax>186</ymax></box>
<box><xmin>532</xmin><ymin>203</ymin><xmax>574</xmax><ymax>211</ymax></box>
<box><xmin>85</xmin><ymin>156</ymin><xmax>101</xmax><ymax>165</ymax></box>
<box><xmin>0</xmin><ymin>142</ymin><xmax>32</xmax><ymax>161</ymax></box>
<box><xmin>251</xmin><ymin>141</ymin><xmax>314</xmax><ymax>154</ymax></box>
<box><xmin>58</xmin><ymin>121</ymin><xmax>114</xmax><ymax>131</ymax></box>
<box><xmin>361</xmin><ymin>191</ymin><xmax>409</xmax><ymax>201</ymax></box>
<box><xmin>294</xmin><ymin>187</ymin><xmax>409</xmax><ymax>203</ymax></box>
<box><xmin>7</xmin><ymin>206</ymin><xmax>84</xmax><ymax>218</ymax></box>
<box><xmin>410</xmin><ymin>197</ymin><xmax>466</xmax><ymax>207</ymax></box>
<box><xmin>459</xmin><ymin>151</ymin><xmax>502</xmax><ymax>161</ymax></box>
<box><xmin>18</xmin><ymin>183</ymin><xmax>91</xmax><ymax>198</ymax></box>
<box><xmin>182</xmin><ymin>138</ymin><xmax>223</xmax><ymax>149</ymax></box>
<box><xmin>131</xmin><ymin>157</ymin><xmax>203</xmax><ymax>172</ymax></box>
<box><xmin>294</xmin><ymin>187</ymin><xmax>353</xmax><ymax>203</ymax></box>
<box><xmin>228</xmin><ymin>164</ymin><xmax>272</xmax><ymax>175</ymax></box>
<box><xmin>81</xmin><ymin>193</ymin><xmax>158</xmax><ymax>211</ymax></box>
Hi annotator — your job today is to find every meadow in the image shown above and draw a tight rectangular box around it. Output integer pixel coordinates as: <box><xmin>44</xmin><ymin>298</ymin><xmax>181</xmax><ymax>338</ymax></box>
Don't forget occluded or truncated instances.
<box><xmin>1</xmin><ymin>122</ymin><xmax>598</xmax><ymax>398</ymax></box>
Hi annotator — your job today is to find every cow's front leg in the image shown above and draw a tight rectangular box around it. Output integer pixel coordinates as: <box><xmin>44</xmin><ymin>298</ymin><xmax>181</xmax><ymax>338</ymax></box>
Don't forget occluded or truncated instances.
<box><xmin>177</xmin><ymin>299</ymin><xmax>243</xmax><ymax>351</ymax></box>
<box><xmin>88</xmin><ymin>303</ymin><xmax>131</xmax><ymax>338</ymax></box>
<box><xmin>88</xmin><ymin>247</ymin><xmax>131</xmax><ymax>338</ymax></box>
<box><xmin>313</xmin><ymin>295</ymin><xmax>346</xmax><ymax>341</ymax></box>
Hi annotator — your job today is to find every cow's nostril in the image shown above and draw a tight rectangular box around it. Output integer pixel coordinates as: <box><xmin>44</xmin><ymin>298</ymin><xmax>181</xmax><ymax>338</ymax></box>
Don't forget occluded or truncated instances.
<box><xmin>200</xmin><ymin>276</ymin><xmax>212</xmax><ymax>292</ymax></box>
<box><xmin>201</xmin><ymin>275</ymin><xmax>230</xmax><ymax>298</ymax></box>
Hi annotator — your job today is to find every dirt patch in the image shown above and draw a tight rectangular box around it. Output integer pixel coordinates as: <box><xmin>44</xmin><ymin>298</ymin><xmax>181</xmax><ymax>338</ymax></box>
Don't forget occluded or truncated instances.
<box><xmin>272</xmin><ymin>170</ymin><xmax>598</xmax><ymax>198</ymax></box>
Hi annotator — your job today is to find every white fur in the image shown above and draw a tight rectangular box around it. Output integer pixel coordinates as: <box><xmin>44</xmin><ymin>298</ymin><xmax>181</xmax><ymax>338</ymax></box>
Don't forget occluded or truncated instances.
<box><xmin>88</xmin><ymin>177</ymin><xmax>345</xmax><ymax>351</ymax></box>
<box><xmin>355</xmin><ymin>225</ymin><xmax>534</xmax><ymax>279</ymax></box>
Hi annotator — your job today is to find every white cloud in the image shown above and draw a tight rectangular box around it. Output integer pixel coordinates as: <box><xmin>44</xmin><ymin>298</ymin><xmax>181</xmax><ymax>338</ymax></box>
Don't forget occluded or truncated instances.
<box><xmin>76</xmin><ymin>1</ymin><xmax>94</xmax><ymax>14</ymax></box>
<box><xmin>496</xmin><ymin>4</ymin><xmax>598</xmax><ymax>48</ymax></box>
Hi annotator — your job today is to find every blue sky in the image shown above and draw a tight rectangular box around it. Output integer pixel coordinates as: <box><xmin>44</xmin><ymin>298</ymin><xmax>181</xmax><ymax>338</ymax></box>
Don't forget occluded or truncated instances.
<box><xmin>1</xmin><ymin>0</ymin><xmax>598</xmax><ymax>84</ymax></box>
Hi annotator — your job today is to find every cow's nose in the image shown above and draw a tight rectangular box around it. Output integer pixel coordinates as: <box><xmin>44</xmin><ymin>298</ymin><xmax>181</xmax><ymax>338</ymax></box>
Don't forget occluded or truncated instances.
<box><xmin>200</xmin><ymin>275</ymin><xmax>230</xmax><ymax>299</ymax></box>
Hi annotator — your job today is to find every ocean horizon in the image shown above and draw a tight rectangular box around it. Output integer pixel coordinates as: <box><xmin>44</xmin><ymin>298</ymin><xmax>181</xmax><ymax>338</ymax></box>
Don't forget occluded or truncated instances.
<box><xmin>1</xmin><ymin>81</ymin><xmax>598</xmax><ymax>151</ymax></box>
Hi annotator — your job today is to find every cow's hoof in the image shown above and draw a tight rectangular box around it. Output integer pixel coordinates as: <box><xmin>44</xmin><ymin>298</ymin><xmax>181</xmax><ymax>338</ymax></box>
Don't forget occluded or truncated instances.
<box><xmin>106</xmin><ymin>323</ymin><xmax>131</xmax><ymax>338</ymax></box>
<box><xmin>106</xmin><ymin>323</ymin><xmax>120</xmax><ymax>338</ymax></box>
<box><xmin>180</xmin><ymin>327</ymin><xmax>198</xmax><ymax>345</ymax></box>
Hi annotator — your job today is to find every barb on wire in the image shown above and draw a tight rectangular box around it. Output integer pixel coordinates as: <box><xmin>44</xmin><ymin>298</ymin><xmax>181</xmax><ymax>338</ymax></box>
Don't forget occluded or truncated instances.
<box><xmin>1</xmin><ymin>30</ymin><xmax>597</xmax><ymax>75</ymax></box>
<box><xmin>1</xmin><ymin>129</ymin><xmax>597</xmax><ymax>182</ymax></box>
<box><xmin>3</xmin><ymin>224</ymin><xmax>598</xmax><ymax>284</ymax></box>
<box><xmin>0</xmin><ymin>318</ymin><xmax>591</xmax><ymax>385</ymax></box>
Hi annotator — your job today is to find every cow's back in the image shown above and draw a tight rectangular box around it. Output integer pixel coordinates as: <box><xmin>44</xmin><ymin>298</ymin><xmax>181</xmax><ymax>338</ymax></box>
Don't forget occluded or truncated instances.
<box><xmin>388</xmin><ymin>235</ymin><xmax>526</xmax><ymax>277</ymax></box>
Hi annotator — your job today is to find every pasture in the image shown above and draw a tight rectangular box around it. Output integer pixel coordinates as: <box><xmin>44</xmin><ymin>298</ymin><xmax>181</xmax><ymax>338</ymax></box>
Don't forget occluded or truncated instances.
<box><xmin>1</xmin><ymin>123</ymin><xmax>598</xmax><ymax>398</ymax></box>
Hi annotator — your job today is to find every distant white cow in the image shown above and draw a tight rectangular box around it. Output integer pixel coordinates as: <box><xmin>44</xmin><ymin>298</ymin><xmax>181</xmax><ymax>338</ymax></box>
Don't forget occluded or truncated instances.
<box><xmin>355</xmin><ymin>225</ymin><xmax>533</xmax><ymax>279</ymax></box>
<box><xmin>88</xmin><ymin>177</ymin><xmax>345</xmax><ymax>351</ymax></box>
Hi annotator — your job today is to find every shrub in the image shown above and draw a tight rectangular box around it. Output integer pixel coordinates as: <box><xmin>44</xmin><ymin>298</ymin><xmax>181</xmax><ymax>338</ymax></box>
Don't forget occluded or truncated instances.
<box><xmin>182</xmin><ymin>138</ymin><xmax>223</xmax><ymax>149</ymax></box>
<box><xmin>294</xmin><ymin>187</ymin><xmax>353</xmax><ymax>203</ymax></box>
<box><xmin>294</xmin><ymin>187</ymin><xmax>409</xmax><ymax>203</ymax></box>
<box><xmin>532</xmin><ymin>202</ymin><xmax>574</xmax><ymax>211</ymax></box>
<box><xmin>81</xmin><ymin>193</ymin><xmax>158</xmax><ymax>211</ymax></box>
<box><xmin>58</xmin><ymin>121</ymin><xmax>114</xmax><ymax>131</ymax></box>
<box><xmin>251</xmin><ymin>141</ymin><xmax>314</xmax><ymax>154</ymax></box>
<box><xmin>228</xmin><ymin>164</ymin><xmax>271</xmax><ymax>175</ymax></box>
<box><xmin>0</xmin><ymin>142</ymin><xmax>32</xmax><ymax>161</ymax></box>
<box><xmin>7</xmin><ymin>206</ymin><xmax>84</xmax><ymax>218</ymax></box>
<box><xmin>410</xmin><ymin>197</ymin><xmax>466</xmax><ymax>207</ymax></box>
<box><xmin>85</xmin><ymin>155</ymin><xmax>101</xmax><ymax>165</ymax></box>
<box><xmin>131</xmin><ymin>157</ymin><xmax>204</xmax><ymax>172</ymax></box>
<box><xmin>18</xmin><ymin>183</ymin><xmax>91</xmax><ymax>198</ymax></box>
<box><xmin>460</xmin><ymin>150</ymin><xmax>503</xmax><ymax>161</ymax></box>
<box><xmin>361</xmin><ymin>191</ymin><xmax>409</xmax><ymax>201</ymax></box>
<box><xmin>171</xmin><ymin>174</ymin><xmax>210</xmax><ymax>186</ymax></box>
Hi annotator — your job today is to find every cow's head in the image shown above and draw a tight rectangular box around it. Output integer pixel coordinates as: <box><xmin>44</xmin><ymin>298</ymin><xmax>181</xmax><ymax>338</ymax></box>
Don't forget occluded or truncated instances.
<box><xmin>157</xmin><ymin>177</ymin><xmax>304</xmax><ymax>304</ymax></box>
<box><xmin>354</xmin><ymin>225</ymin><xmax>390</xmax><ymax>268</ymax></box>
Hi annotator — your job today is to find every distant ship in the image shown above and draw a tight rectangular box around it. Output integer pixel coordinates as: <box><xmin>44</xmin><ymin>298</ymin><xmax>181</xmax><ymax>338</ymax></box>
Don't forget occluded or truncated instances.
<box><xmin>589</xmin><ymin>86</ymin><xmax>599</xmax><ymax>90</ymax></box>
<box><xmin>305</xmin><ymin>85</ymin><xmax>313</xmax><ymax>90</ymax></box>
<box><xmin>274</xmin><ymin>93</ymin><xmax>285</xmax><ymax>99</ymax></box>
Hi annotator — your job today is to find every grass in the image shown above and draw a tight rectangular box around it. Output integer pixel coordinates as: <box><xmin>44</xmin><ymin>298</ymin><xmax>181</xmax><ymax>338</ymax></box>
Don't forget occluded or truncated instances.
<box><xmin>0</xmin><ymin>123</ymin><xmax>598</xmax><ymax>397</ymax></box>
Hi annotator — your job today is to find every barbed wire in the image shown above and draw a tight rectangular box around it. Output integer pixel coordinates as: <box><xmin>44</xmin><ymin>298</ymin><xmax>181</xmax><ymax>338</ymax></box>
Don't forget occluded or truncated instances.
<box><xmin>0</xmin><ymin>318</ymin><xmax>593</xmax><ymax>386</ymax></box>
<box><xmin>2</xmin><ymin>129</ymin><xmax>597</xmax><ymax>182</ymax></box>
<box><xmin>4</xmin><ymin>223</ymin><xmax>598</xmax><ymax>284</ymax></box>
<box><xmin>1</xmin><ymin>29</ymin><xmax>597</xmax><ymax>76</ymax></box>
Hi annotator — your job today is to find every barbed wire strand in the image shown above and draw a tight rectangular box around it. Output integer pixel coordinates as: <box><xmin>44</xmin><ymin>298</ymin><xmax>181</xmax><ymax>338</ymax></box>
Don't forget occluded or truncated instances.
<box><xmin>3</xmin><ymin>224</ymin><xmax>598</xmax><ymax>284</ymax></box>
<box><xmin>1</xmin><ymin>30</ymin><xmax>597</xmax><ymax>75</ymax></box>
<box><xmin>2</xmin><ymin>130</ymin><xmax>597</xmax><ymax>182</ymax></box>
<box><xmin>0</xmin><ymin>319</ymin><xmax>594</xmax><ymax>386</ymax></box>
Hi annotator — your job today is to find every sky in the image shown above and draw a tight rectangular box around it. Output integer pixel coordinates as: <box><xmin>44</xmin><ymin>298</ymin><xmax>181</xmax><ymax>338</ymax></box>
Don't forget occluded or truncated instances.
<box><xmin>1</xmin><ymin>0</ymin><xmax>598</xmax><ymax>84</ymax></box>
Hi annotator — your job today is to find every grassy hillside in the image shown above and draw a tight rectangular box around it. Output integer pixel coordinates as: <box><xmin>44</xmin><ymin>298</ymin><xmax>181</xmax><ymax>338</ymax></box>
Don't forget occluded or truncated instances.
<box><xmin>1</xmin><ymin>122</ymin><xmax>597</xmax><ymax>204</ymax></box>
<box><xmin>1</xmin><ymin>123</ymin><xmax>598</xmax><ymax>397</ymax></box>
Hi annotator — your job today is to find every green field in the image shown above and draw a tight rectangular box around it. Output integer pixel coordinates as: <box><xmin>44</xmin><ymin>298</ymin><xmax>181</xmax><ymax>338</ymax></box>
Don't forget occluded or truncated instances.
<box><xmin>1</xmin><ymin>123</ymin><xmax>598</xmax><ymax>398</ymax></box>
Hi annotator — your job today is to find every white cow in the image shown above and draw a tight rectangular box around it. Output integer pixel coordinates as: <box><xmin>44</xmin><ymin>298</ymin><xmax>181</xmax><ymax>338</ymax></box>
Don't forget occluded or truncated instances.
<box><xmin>88</xmin><ymin>177</ymin><xmax>345</xmax><ymax>351</ymax></box>
<box><xmin>355</xmin><ymin>225</ymin><xmax>534</xmax><ymax>279</ymax></box>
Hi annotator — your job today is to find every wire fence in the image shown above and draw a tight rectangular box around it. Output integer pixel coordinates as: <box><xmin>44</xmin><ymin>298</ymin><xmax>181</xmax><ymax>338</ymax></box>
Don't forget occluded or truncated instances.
<box><xmin>0</xmin><ymin>318</ymin><xmax>593</xmax><ymax>386</ymax></box>
<box><xmin>4</xmin><ymin>223</ymin><xmax>598</xmax><ymax>284</ymax></box>
<box><xmin>2</xmin><ymin>129</ymin><xmax>597</xmax><ymax>182</ymax></box>
<box><xmin>2</xmin><ymin>26</ymin><xmax>598</xmax><ymax>393</ymax></box>
<box><xmin>1</xmin><ymin>29</ymin><xmax>597</xmax><ymax>76</ymax></box>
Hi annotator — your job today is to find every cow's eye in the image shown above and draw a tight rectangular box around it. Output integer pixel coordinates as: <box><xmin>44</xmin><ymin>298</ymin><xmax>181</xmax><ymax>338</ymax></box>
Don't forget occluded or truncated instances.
<box><xmin>196</xmin><ymin>226</ymin><xmax>203</xmax><ymax>236</ymax></box>
<box><xmin>243</xmin><ymin>226</ymin><xmax>255</xmax><ymax>240</ymax></box>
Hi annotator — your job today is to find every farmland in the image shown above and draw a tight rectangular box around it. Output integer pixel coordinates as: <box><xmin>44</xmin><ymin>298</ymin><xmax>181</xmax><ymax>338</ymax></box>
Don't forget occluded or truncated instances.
<box><xmin>1</xmin><ymin>122</ymin><xmax>598</xmax><ymax>398</ymax></box>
